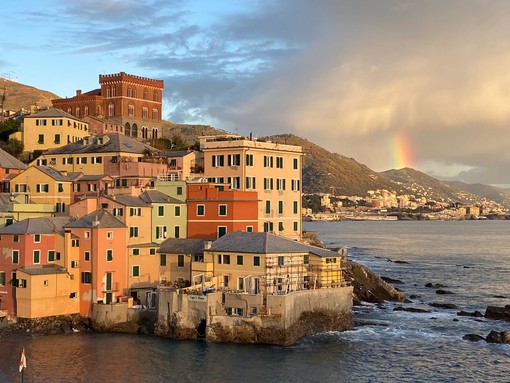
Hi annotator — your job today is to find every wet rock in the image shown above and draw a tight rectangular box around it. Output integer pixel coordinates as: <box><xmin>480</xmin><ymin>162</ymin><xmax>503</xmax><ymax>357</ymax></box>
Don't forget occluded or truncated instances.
<box><xmin>463</xmin><ymin>334</ymin><xmax>485</xmax><ymax>342</ymax></box>
<box><xmin>429</xmin><ymin>302</ymin><xmax>458</xmax><ymax>309</ymax></box>
<box><xmin>393</xmin><ymin>260</ymin><xmax>409</xmax><ymax>264</ymax></box>
<box><xmin>409</xmin><ymin>294</ymin><xmax>421</xmax><ymax>299</ymax></box>
<box><xmin>436</xmin><ymin>289</ymin><xmax>454</xmax><ymax>295</ymax></box>
<box><xmin>344</xmin><ymin>260</ymin><xmax>406</xmax><ymax>305</ymax></box>
<box><xmin>425</xmin><ymin>283</ymin><xmax>447</xmax><ymax>289</ymax></box>
<box><xmin>381</xmin><ymin>276</ymin><xmax>405</xmax><ymax>285</ymax></box>
<box><xmin>485</xmin><ymin>306</ymin><xmax>510</xmax><ymax>321</ymax></box>
<box><xmin>457</xmin><ymin>310</ymin><xmax>483</xmax><ymax>318</ymax></box>
<box><xmin>486</xmin><ymin>330</ymin><xmax>510</xmax><ymax>344</ymax></box>
<box><xmin>393</xmin><ymin>306</ymin><xmax>431</xmax><ymax>313</ymax></box>
<box><xmin>493</xmin><ymin>295</ymin><xmax>506</xmax><ymax>299</ymax></box>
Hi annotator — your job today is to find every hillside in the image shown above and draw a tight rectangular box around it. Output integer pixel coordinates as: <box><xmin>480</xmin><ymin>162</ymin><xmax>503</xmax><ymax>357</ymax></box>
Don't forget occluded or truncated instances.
<box><xmin>446</xmin><ymin>181</ymin><xmax>510</xmax><ymax>208</ymax></box>
<box><xmin>263</xmin><ymin>134</ymin><xmax>397</xmax><ymax>196</ymax></box>
<box><xmin>1</xmin><ymin>78</ymin><xmax>57</xmax><ymax>112</ymax></box>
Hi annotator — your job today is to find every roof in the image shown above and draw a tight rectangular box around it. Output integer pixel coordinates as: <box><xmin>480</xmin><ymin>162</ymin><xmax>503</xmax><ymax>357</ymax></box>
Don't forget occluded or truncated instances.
<box><xmin>209</xmin><ymin>232</ymin><xmax>342</xmax><ymax>257</ymax></box>
<box><xmin>36</xmin><ymin>166</ymin><xmax>81</xmax><ymax>181</ymax></box>
<box><xmin>139</xmin><ymin>190</ymin><xmax>183</xmax><ymax>204</ymax></box>
<box><xmin>44</xmin><ymin>133</ymin><xmax>161</xmax><ymax>155</ymax></box>
<box><xmin>103</xmin><ymin>195</ymin><xmax>150</xmax><ymax>207</ymax></box>
<box><xmin>0</xmin><ymin>217</ymin><xmax>71</xmax><ymax>235</ymax></box>
<box><xmin>64</xmin><ymin>209</ymin><xmax>126</xmax><ymax>229</ymax></box>
<box><xmin>77</xmin><ymin>174</ymin><xmax>113</xmax><ymax>182</ymax></box>
<box><xmin>158</xmin><ymin>238</ymin><xmax>206</xmax><ymax>254</ymax></box>
<box><xmin>24</xmin><ymin>108</ymin><xmax>80</xmax><ymax>121</ymax></box>
<box><xmin>164</xmin><ymin>150</ymin><xmax>195</xmax><ymax>157</ymax></box>
<box><xmin>0</xmin><ymin>148</ymin><xmax>27</xmax><ymax>170</ymax></box>
<box><xmin>19</xmin><ymin>264</ymin><xmax>67</xmax><ymax>276</ymax></box>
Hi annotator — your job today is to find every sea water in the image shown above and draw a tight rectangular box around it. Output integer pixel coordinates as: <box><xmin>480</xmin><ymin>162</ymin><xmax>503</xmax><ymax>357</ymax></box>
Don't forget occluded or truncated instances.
<box><xmin>1</xmin><ymin>221</ymin><xmax>509</xmax><ymax>382</ymax></box>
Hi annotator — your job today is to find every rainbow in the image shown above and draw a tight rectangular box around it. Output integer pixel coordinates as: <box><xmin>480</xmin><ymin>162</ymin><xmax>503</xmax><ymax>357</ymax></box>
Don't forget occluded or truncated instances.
<box><xmin>391</xmin><ymin>134</ymin><xmax>414</xmax><ymax>169</ymax></box>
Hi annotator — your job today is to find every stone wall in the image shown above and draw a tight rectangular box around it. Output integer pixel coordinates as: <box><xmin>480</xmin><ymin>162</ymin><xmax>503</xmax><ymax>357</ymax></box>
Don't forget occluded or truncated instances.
<box><xmin>92</xmin><ymin>303</ymin><xmax>157</xmax><ymax>334</ymax></box>
<box><xmin>155</xmin><ymin>286</ymin><xmax>353</xmax><ymax>346</ymax></box>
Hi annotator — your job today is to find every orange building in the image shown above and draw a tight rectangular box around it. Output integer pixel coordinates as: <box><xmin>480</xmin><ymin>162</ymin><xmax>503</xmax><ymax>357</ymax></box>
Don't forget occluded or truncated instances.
<box><xmin>64</xmin><ymin>210</ymin><xmax>128</xmax><ymax>315</ymax></box>
<box><xmin>186</xmin><ymin>182</ymin><xmax>259</xmax><ymax>240</ymax></box>
<box><xmin>0</xmin><ymin>148</ymin><xmax>27</xmax><ymax>193</ymax></box>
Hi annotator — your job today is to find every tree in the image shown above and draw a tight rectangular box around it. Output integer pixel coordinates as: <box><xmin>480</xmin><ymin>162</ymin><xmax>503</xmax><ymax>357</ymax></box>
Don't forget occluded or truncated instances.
<box><xmin>0</xmin><ymin>120</ymin><xmax>21</xmax><ymax>141</ymax></box>
<box><xmin>0</xmin><ymin>138</ymin><xmax>24</xmax><ymax>159</ymax></box>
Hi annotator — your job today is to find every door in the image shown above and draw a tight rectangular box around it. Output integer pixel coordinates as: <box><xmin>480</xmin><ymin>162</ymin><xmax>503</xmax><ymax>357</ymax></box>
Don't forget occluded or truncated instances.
<box><xmin>254</xmin><ymin>278</ymin><xmax>260</xmax><ymax>294</ymax></box>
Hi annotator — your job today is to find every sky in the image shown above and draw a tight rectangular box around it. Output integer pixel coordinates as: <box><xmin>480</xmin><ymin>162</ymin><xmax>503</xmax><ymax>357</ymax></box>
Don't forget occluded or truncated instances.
<box><xmin>2</xmin><ymin>0</ymin><xmax>510</xmax><ymax>185</ymax></box>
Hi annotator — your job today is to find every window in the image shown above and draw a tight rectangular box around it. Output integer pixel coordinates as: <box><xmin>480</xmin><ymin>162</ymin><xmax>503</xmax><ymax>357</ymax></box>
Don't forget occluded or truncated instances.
<box><xmin>293</xmin><ymin>158</ymin><xmax>299</xmax><ymax>169</ymax></box>
<box><xmin>174</xmin><ymin>226</ymin><xmax>180</xmax><ymax>238</ymax></box>
<box><xmin>158</xmin><ymin>206</ymin><xmax>164</xmax><ymax>216</ymax></box>
<box><xmin>246</xmin><ymin>154</ymin><xmax>254</xmax><ymax>166</ymax></box>
<box><xmin>108</xmin><ymin>104</ymin><xmax>115</xmax><ymax>117</ymax></box>
<box><xmin>238</xmin><ymin>277</ymin><xmax>244</xmax><ymax>291</ymax></box>
<box><xmin>218</xmin><ymin>226</ymin><xmax>227</xmax><ymax>238</ymax></box>
<box><xmin>54</xmin><ymin>134</ymin><xmax>60</xmax><ymax>144</ymax></box>
<box><xmin>13</xmin><ymin>234</ymin><xmax>19</xmax><ymax>242</ymax></box>
<box><xmin>38</xmin><ymin>134</ymin><xmax>44</xmax><ymax>144</ymax></box>
<box><xmin>174</xmin><ymin>206</ymin><xmax>181</xmax><ymax>216</ymax></box>
<box><xmin>11</xmin><ymin>272</ymin><xmax>18</xmax><ymax>287</ymax></box>
<box><xmin>156</xmin><ymin>226</ymin><xmax>167</xmax><ymax>239</ymax></box>
<box><xmin>132</xmin><ymin>265</ymin><xmax>140</xmax><ymax>277</ymax></box>
<box><xmin>34</xmin><ymin>234</ymin><xmax>41</xmax><ymax>243</ymax></box>
<box><xmin>19</xmin><ymin>279</ymin><xmax>27</xmax><ymax>288</ymax></box>
<box><xmin>222</xmin><ymin>254</ymin><xmax>231</xmax><ymax>264</ymax></box>
<box><xmin>36</xmin><ymin>184</ymin><xmax>49</xmax><ymax>193</ymax></box>
<box><xmin>84</xmin><ymin>231</ymin><xmax>90</xmax><ymax>239</ymax></box>
<box><xmin>160</xmin><ymin>254</ymin><xmax>167</xmax><ymax>266</ymax></box>
<box><xmin>276</xmin><ymin>156</ymin><xmax>284</xmax><ymax>168</ymax></box>
<box><xmin>152</xmin><ymin>109</ymin><xmax>158</xmax><ymax>120</ymax></box>
<box><xmin>150</xmin><ymin>248</ymin><xmax>156</xmax><ymax>256</ymax></box>
<box><xmin>237</xmin><ymin>255</ymin><xmax>243</xmax><ymax>265</ymax></box>
<box><xmin>72</xmin><ymin>239</ymin><xmax>80</xmax><ymax>247</ymax></box>
<box><xmin>219</xmin><ymin>205</ymin><xmax>227</xmax><ymax>216</ymax></box>
<box><xmin>264</xmin><ymin>156</ymin><xmax>274</xmax><ymax>168</ymax></box>
<box><xmin>106</xmin><ymin>249</ymin><xmax>113</xmax><ymax>262</ymax></box>
<box><xmin>263</xmin><ymin>178</ymin><xmax>274</xmax><ymax>190</ymax></box>
<box><xmin>113</xmin><ymin>208</ymin><xmax>123</xmax><ymax>217</ymax></box>
<box><xmin>142</xmin><ymin>107</ymin><xmax>148</xmax><ymax>119</ymax></box>
<box><xmin>176</xmin><ymin>186</ymin><xmax>183</xmax><ymax>195</ymax></box>
<box><xmin>178</xmin><ymin>255</ymin><xmax>185</xmax><ymax>268</ymax></box>
<box><xmin>245</xmin><ymin>177</ymin><xmax>256</xmax><ymax>190</ymax></box>
<box><xmin>228</xmin><ymin>154</ymin><xmax>241</xmax><ymax>166</ymax></box>
<box><xmin>278</xmin><ymin>256</ymin><xmax>284</xmax><ymax>266</ymax></box>
<box><xmin>88</xmin><ymin>184</ymin><xmax>97</xmax><ymax>192</ymax></box>
<box><xmin>264</xmin><ymin>222</ymin><xmax>274</xmax><ymax>233</ymax></box>
<box><xmin>246</xmin><ymin>226</ymin><xmax>253</xmax><ymax>232</ymax></box>
<box><xmin>133</xmin><ymin>249</ymin><xmax>140</xmax><ymax>256</ymax></box>
<box><xmin>276</xmin><ymin>179</ymin><xmax>286</xmax><ymax>191</ymax></box>
<box><xmin>197</xmin><ymin>205</ymin><xmax>205</xmax><ymax>216</ymax></box>
<box><xmin>265</xmin><ymin>200</ymin><xmax>271</xmax><ymax>214</ymax></box>
<box><xmin>0</xmin><ymin>271</ymin><xmax>5</xmax><ymax>286</ymax></box>
<box><xmin>278</xmin><ymin>222</ymin><xmax>284</xmax><ymax>232</ymax></box>
<box><xmin>128</xmin><ymin>105</ymin><xmax>134</xmax><ymax>117</ymax></box>
<box><xmin>130</xmin><ymin>208</ymin><xmax>141</xmax><ymax>216</ymax></box>
<box><xmin>48</xmin><ymin>250</ymin><xmax>55</xmax><ymax>262</ymax></box>
<box><xmin>253</xmin><ymin>256</ymin><xmax>261</xmax><ymax>266</ymax></box>
<box><xmin>212</xmin><ymin>155</ymin><xmax>225</xmax><ymax>167</ymax></box>
<box><xmin>58</xmin><ymin>183</ymin><xmax>64</xmax><ymax>192</ymax></box>
<box><xmin>107</xmin><ymin>231</ymin><xmax>113</xmax><ymax>240</ymax></box>
<box><xmin>129</xmin><ymin>227</ymin><xmax>139</xmax><ymax>238</ymax></box>
<box><xmin>56</xmin><ymin>202</ymin><xmax>66</xmax><ymax>213</ymax></box>
<box><xmin>81</xmin><ymin>272</ymin><xmax>92</xmax><ymax>284</ymax></box>
<box><xmin>291</xmin><ymin>179</ymin><xmax>301</xmax><ymax>191</ymax></box>
<box><xmin>84</xmin><ymin>251</ymin><xmax>90</xmax><ymax>261</ymax></box>
<box><xmin>278</xmin><ymin>201</ymin><xmax>284</xmax><ymax>215</ymax></box>
<box><xmin>293</xmin><ymin>201</ymin><xmax>299</xmax><ymax>214</ymax></box>
<box><xmin>229</xmin><ymin>177</ymin><xmax>240</xmax><ymax>190</ymax></box>
<box><xmin>33</xmin><ymin>250</ymin><xmax>41</xmax><ymax>264</ymax></box>
<box><xmin>56</xmin><ymin>252</ymin><xmax>61</xmax><ymax>261</ymax></box>
<box><xmin>293</xmin><ymin>221</ymin><xmax>299</xmax><ymax>232</ymax></box>
<box><xmin>12</xmin><ymin>250</ymin><xmax>19</xmax><ymax>264</ymax></box>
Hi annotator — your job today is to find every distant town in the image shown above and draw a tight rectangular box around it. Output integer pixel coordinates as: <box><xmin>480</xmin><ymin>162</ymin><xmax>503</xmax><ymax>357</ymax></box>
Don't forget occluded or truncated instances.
<box><xmin>303</xmin><ymin>188</ymin><xmax>508</xmax><ymax>221</ymax></box>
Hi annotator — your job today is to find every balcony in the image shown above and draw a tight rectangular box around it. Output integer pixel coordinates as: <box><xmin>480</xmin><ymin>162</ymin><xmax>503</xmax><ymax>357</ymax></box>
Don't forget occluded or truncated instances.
<box><xmin>101</xmin><ymin>282</ymin><xmax>120</xmax><ymax>293</ymax></box>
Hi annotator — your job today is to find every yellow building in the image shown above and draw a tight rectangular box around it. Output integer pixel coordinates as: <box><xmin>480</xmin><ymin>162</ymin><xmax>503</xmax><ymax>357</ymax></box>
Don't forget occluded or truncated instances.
<box><xmin>200</xmin><ymin>135</ymin><xmax>303</xmax><ymax>240</ymax></box>
<box><xmin>13</xmin><ymin>108</ymin><xmax>90</xmax><ymax>159</ymax></box>
<box><xmin>16</xmin><ymin>265</ymin><xmax>79</xmax><ymax>318</ymax></box>
<box><xmin>10</xmin><ymin>166</ymin><xmax>78</xmax><ymax>214</ymax></box>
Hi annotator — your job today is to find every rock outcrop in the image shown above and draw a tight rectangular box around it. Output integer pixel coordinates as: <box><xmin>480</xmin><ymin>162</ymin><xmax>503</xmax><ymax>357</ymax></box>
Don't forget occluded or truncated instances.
<box><xmin>486</xmin><ymin>330</ymin><xmax>510</xmax><ymax>344</ymax></box>
<box><xmin>485</xmin><ymin>305</ymin><xmax>510</xmax><ymax>321</ymax></box>
<box><xmin>344</xmin><ymin>260</ymin><xmax>406</xmax><ymax>304</ymax></box>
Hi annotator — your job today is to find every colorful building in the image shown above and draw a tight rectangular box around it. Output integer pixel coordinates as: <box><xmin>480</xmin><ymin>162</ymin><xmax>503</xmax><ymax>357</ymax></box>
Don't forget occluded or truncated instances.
<box><xmin>186</xmin><ymin>182</ymin><xmax>259</xmax><ymax>240</ymax></box>
<box><xmin>52</xmin><ymin>72</ymin><xmax>164</xmax><ymax>141</ymax></box>
<box><xmin>0</xmin><ymin>148</ymin><xmax>27</xmax><ymax>193</ymax></box>
<box><xmin>11</xmin><ymin>108</ymin><xmax>90</xmax><ymax>159</ymax></box>
<box><xmin>200</xmin><ymin>135</ymin><xmax>303</xmax><ymax>240</ymax></box>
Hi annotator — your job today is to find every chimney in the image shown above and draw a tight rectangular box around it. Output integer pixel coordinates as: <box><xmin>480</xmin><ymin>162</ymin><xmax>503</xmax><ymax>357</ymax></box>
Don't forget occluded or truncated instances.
<box><xmin>76</xmin><ymin>90</ymin><xmax>82</xmax><ymax>96</ymax></box>
<box><xmin>61</xmin><ymin>170</ymin><xmax>68</xmax><ymax>176</ymax></box>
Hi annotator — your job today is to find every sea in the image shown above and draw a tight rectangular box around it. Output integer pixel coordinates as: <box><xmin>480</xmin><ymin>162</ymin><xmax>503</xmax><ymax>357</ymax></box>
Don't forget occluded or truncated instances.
<box><xmin>1</xmin><ymin>220</ymin><xmax>509</xmax><ymax>383</ymax></box>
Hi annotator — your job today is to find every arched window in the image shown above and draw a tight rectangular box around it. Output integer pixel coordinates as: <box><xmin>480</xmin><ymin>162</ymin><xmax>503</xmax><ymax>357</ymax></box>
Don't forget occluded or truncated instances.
<box><xmin>84</xmin><ymin>106</ymin><xmax>89</xmax><ymax>116</ymax></box>
<box><xmin>97</xmin><ymin>105</ymin><xmax>102</xmax><ymax>116</ymax></box>
<box><xmin>128</xmin><ymin>105</ymin><xmax>134</xmax><ymax>117</ymax></box>
<box><xmin>132</xmin><ymin>123</ymin><xmax>138</xmax><ymax>137</ymax></box>
<box><xmin>152</xmin><ymin>128</ymin><xmax>158</xmax><ymax>139</ymax></box>
<box><xmin>125</xmin><ymin>123</ymin><xmax>131</xmax><ymax>137</ymax></box>
<box><xmin>142</xmin><ymin>107</ymin><xmax>148</xmax><ymax>119</ymax></box>
<box><xmin>152</xmin><ymin>109</ymin><xmax>158</xmax><ymax>120</ymax></box>
<box><xmin>142</xmin><ymin>127</ymin><xmax>148</xmax><ymax>139</ymax></box>
<box><xmin>108</xmin><ymin>104</ymin><xmax>115</xmax><ymax>117</ymax></box>
<box><xmin>67</xmin><ymin>108</ymin><xmax>72</xmax><ymax>114</ymax></box>
<box><xmin>153</xmin><ymin>92</ymin><xmax>158</xmax><ymax>102</ymax></box>
<box><xmin>143</xmin><ymin>89</ymin><xmax>148</xmax><ymax>100</ymax></box>
<box><xmin>107</xmin><ymin>87</ymin><xmax>111</xmax><ymax>98</ymax></box>
<box><xmin>76</xmin><ymin>107</ymin><xmax>81</xmax><ymax>118</ymax></box>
